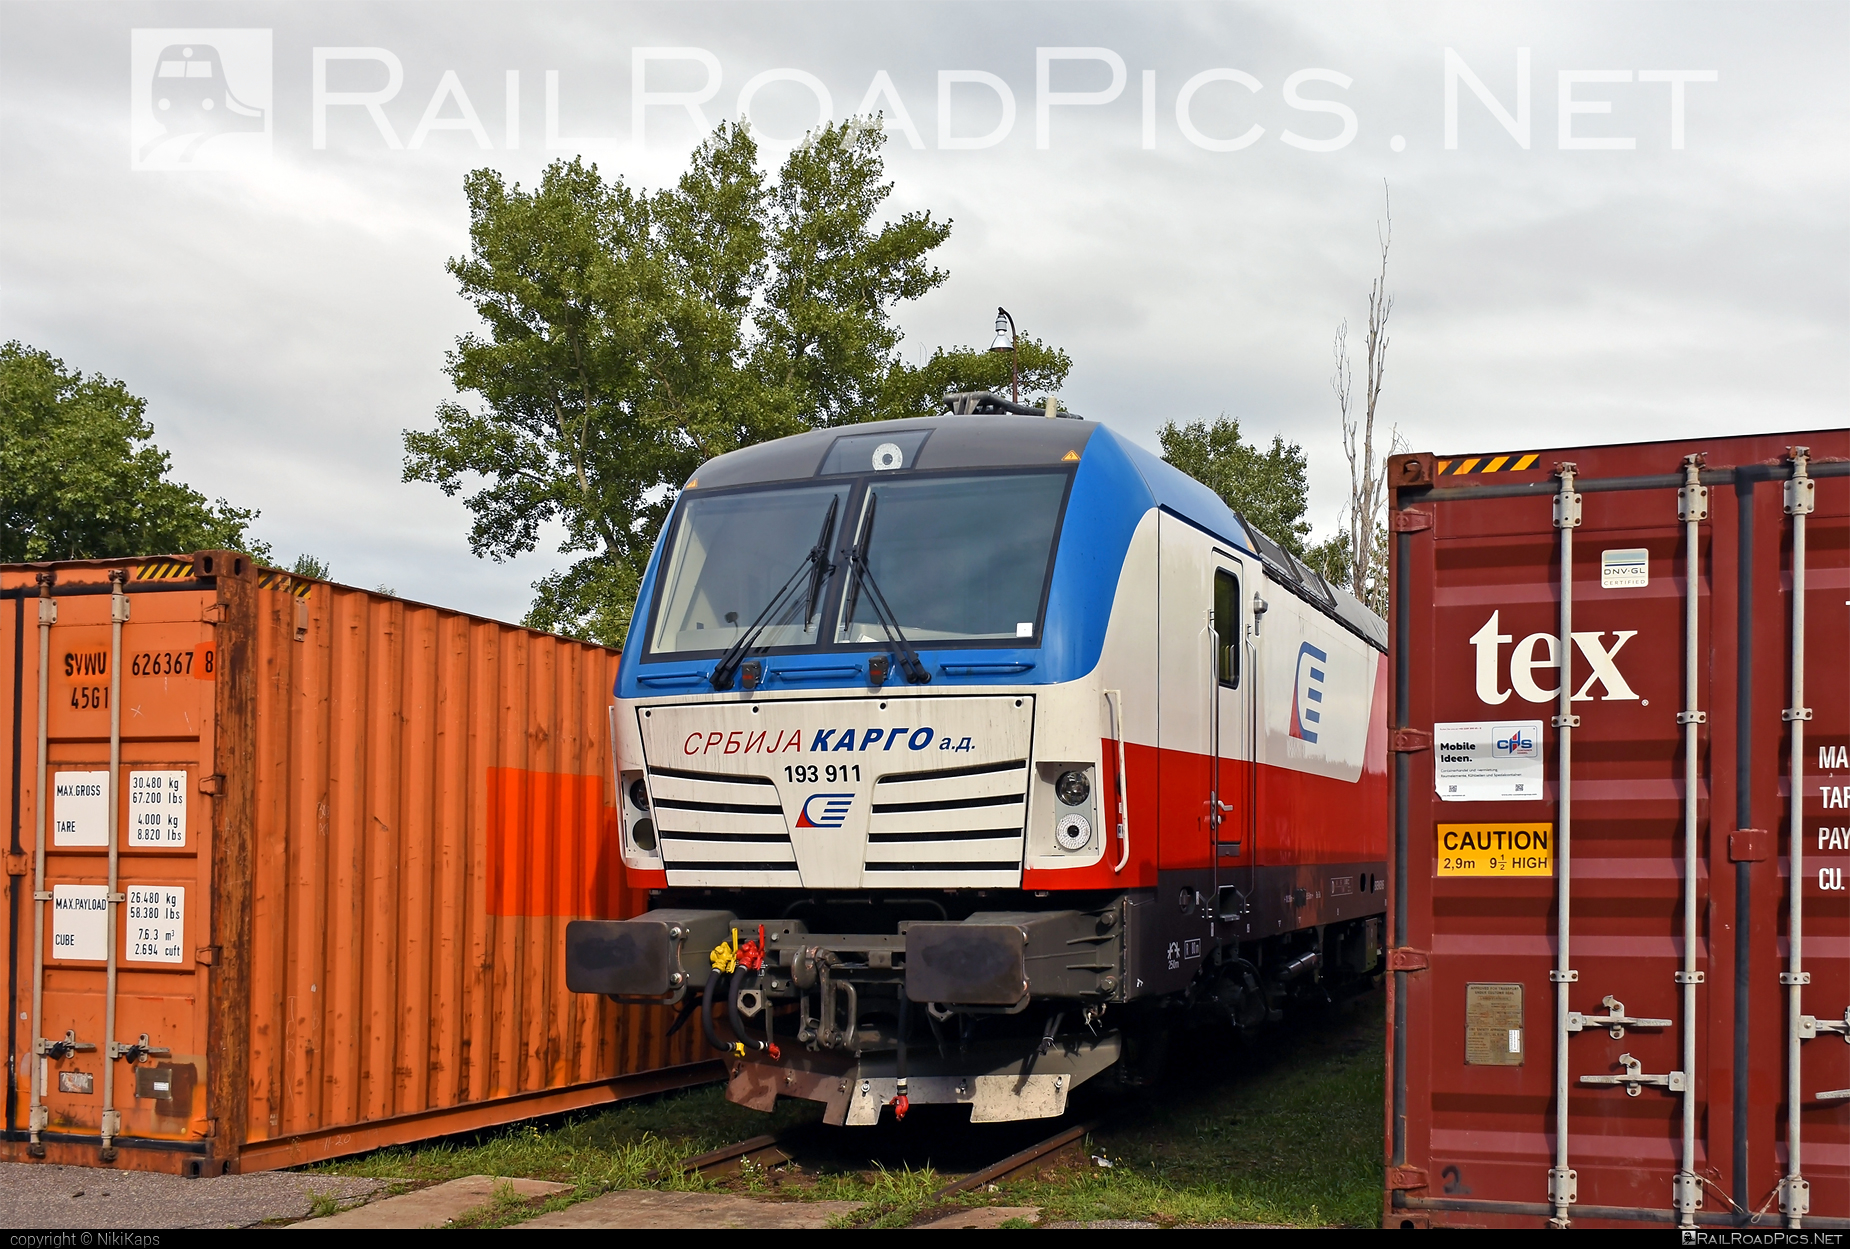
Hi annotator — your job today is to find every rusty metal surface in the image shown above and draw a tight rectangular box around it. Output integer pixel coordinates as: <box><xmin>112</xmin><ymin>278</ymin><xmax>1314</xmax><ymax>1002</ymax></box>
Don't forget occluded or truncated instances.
<box><xmin>2</xmin><ymin>556</ymin><xmax>702</xmax><ymax>1171</ymax></box>
<box><xmin>1386</xmin><ymin>431</ymin><xmax>1850</xmax><ymax>1228</ymax></box>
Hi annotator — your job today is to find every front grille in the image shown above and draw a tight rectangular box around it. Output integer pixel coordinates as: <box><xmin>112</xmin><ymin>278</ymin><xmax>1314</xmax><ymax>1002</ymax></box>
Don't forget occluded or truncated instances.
<box><xmin>864</xmin><ymin>759</ymin><xmax>1027</xmax><ymax>886</ymax></box>
<box><xmin>647</xmin><ymin>768</ymin><xmax>800</xmax><ymax>885</ymax></box>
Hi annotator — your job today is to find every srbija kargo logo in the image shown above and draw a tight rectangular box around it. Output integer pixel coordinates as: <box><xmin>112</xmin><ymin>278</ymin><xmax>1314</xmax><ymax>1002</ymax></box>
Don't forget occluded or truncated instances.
<box><xmin>130</xmin><ymin>29</ymin><xmax>272</xmax><ymax>170</ymax></box>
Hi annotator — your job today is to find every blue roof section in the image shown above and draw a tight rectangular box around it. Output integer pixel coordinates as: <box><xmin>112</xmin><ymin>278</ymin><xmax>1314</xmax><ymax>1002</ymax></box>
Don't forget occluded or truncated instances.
<box><xmin>1106</xmin><ymin>429</ymin><xmax>1255</xmax><ymax>554</ymax></box>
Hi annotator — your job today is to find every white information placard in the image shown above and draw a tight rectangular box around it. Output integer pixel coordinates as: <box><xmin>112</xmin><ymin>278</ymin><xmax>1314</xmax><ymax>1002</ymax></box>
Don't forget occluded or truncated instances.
<box><xmin>52</xmin><ymin>885</ymin><xmax>108</xmax><ymax>960</ymax></box>
<box><xmin>53</xmin><ymin>771</ymin><xmax>109</xmax><ymax>846</ymax></box>
<box><xmin>1435</xmin><ymin>721</ymin><xmax>1545</xmax><ymax>802</ymax></box>
<box><xmin>125</xmin><ymin>886</ymin><xmax>185</xmax><ymax>964</ymax></box>
<box><xmin>129</xmin><ymin>771</ymin><xmax>187</xmax><ymax>847</ymax></box>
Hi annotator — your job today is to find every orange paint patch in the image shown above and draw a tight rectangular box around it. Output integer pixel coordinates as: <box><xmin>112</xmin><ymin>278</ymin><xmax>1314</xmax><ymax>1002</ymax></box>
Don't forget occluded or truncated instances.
<box><xmin>486</xmin><ymin>768</ymin><xmax>625</xmax><ymax>917</ymax></box>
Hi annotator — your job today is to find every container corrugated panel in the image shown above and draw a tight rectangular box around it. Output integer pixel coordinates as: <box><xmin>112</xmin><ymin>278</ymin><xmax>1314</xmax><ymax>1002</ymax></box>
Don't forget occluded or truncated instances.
<box><xmin>1</xmin><ymin>554</ymin><xmax>713</xmax><ymax>1174</ymax></box>
<box><xmin>1384</xmin><ymin>431</ymin><xmax>1850</xmax><ymax>1229</ymax></box>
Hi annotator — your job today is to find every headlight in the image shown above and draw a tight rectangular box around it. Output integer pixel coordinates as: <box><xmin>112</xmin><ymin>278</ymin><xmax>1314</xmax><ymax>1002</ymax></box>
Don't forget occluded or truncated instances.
<box><xmin>631</xmin><ymin>818</ymin><xmax>657</xmax><ymax>852</ymax></box>
<box><xmin>628</xmin><ymin>778</ymin><xmax>651</xmax><ymax>811</ymax></box>
<box><xmin>1055</xmin><ymin>769</ymin><xmax>1091</xmax><ymax>807</ymax></box>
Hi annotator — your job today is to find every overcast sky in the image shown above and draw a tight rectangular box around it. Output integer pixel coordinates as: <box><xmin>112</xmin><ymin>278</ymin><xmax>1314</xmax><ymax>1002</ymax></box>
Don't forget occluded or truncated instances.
<box><xmin>3</xmin><ymin>2</ymin><xmax>1844</xmax><ymax>622</ymax></box>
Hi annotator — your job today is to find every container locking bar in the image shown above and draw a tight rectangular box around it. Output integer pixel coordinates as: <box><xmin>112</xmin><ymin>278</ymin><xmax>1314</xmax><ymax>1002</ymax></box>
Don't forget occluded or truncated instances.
<box><xmin>26</xmin><ymin>575</ymin><xmax>55</xmax><ymax>1156</ymax></box>
<box><xmin>1674</xmin><ymin>453</ymin><xmax>1707</xmax><ymax>1225</ymax></box>
<box><xmin>1566</xmin><ymin>995</ymin><xmax>1671</xmax><ymax>1040</ymax></box>
<box><xmin>1579</xmin><ymin>1053</ymin><xmax>1688</xmax><ymax>1097</ymax></box>
<box><xmin>1549</xmin><ymin>463</ymin><xmax>1581</xmax><ymax>1228</ymax></box>
<box><xmin>1782</xmin><ymin>447</ymin><xmax>1814</xmax><ymax>1228</ymax></box>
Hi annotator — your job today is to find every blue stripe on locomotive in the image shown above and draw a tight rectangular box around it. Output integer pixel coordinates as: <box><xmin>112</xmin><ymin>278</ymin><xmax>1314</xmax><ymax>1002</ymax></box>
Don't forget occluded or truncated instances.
<box><xmin>613</xmin><ymin>422</ymin><xmax>1255</xmax><ymax>698</ymax></box>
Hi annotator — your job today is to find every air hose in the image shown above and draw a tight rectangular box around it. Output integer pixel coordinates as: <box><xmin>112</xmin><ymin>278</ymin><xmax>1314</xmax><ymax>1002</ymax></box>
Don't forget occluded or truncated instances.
<box><xmin>700</xmin><ymin>968</ymin><xmax>734</xmax><ymax>1055</ymax></box>
<box><xmin>893</xmin><ymin>993</ymin><xmax>911</xmax><ymax>1122</ymax></box>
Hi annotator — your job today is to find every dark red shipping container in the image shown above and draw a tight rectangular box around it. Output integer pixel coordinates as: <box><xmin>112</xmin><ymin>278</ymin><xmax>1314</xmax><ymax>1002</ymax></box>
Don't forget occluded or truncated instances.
<box><xmin>1385</xmin><ymin>429</ymin><xmax>1850</xmax><ymax>1228</ymax></box>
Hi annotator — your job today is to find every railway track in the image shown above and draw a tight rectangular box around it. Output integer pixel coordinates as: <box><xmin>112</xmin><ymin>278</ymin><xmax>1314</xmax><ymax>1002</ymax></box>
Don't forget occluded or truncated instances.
<box><xmin>660</xmin><ymin>1113</ymin><xmax>1107</xmax><ymax>1215</ymax></box>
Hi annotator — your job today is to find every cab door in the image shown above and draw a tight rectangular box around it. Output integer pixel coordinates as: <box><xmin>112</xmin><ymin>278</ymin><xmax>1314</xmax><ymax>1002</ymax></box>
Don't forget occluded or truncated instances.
<box><xmin>1210</xmin><ymin>561</ymin><xmax>1256</xmax><ymax>918</ymax></box>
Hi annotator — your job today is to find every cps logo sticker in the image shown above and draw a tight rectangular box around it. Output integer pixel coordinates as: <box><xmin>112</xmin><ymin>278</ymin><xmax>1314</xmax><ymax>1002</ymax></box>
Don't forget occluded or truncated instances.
<box><xmin>797</xmin><ymin>793</ymin><xmax>854</xmax><ymax>828</ymax></box>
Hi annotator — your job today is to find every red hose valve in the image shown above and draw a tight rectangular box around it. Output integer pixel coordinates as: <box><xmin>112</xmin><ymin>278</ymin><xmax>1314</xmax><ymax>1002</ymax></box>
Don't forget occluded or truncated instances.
<box><xmin>892</xmin><ymin>1093</ymin><xmax>909</xmax><ymax>1122</ymax></box>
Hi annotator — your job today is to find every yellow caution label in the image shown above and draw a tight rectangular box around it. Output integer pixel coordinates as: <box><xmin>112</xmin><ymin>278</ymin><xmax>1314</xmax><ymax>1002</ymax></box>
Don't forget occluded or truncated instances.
<box><xmin>1436</xmin><ymin>823</ymin><xmax>1553</xmax><ymax>877</ymax></box>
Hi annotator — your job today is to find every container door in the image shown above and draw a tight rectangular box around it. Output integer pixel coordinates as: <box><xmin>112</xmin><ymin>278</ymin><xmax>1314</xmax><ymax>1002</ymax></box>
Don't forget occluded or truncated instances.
<box><xmin>15</xmin><ymin>575</ymin><xmax>215</xmax><ymax>1163</ymax></box>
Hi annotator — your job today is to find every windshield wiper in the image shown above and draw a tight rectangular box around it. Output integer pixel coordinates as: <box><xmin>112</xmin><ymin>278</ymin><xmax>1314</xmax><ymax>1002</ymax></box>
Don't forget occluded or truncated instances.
<box><xmin>842</xmin><ymin>493</ymin><xmax>931</xmax><ymax>685</ymax></box>
<box><xmin>709</xmin><ymin>497</ymin><xmax>839</xmax><ymax>691</ymax></box>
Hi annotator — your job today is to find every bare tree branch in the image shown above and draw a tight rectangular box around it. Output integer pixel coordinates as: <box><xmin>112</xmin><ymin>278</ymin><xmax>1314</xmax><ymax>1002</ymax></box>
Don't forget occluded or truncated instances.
<box><xmin>1343</xmin><ymin>181</ymin><xmax>1394</xmax><ymax>606</ymax></box>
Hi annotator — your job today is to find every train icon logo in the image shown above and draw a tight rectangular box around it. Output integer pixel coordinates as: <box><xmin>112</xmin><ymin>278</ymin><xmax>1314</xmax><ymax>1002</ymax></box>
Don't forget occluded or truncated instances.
<box><xmin>1288</xmin><ymin>641</ymin><xmax>1329</xmax><ymax>745</ymax></box>
<box><xmin>796</xmin><ymin>793</ymin><xmax>854</xmax><ymax>828</ymax></box>
<box><xmin>130</xmin><ymin>30</ymin><xmax>272</xmax><ymax>170</ymax></box>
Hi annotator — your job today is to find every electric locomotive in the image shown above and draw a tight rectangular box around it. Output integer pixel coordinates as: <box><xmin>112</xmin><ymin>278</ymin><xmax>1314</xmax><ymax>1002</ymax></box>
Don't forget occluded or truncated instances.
<box><xmin>566</xmin><ymin>394</ymin><xmax>1388</xmax><ymax>1124</ymax></box>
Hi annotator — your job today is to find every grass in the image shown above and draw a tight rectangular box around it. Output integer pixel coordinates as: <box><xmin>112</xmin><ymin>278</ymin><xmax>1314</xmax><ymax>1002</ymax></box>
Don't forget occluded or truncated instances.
<box><xmin>303</xmin><ymin>987</ymin><xmax>1385</xmax><ymax>1229</ymax></box>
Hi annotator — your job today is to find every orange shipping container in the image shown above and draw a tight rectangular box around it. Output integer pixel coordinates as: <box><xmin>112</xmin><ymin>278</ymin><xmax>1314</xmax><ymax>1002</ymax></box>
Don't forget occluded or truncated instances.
<box><xmin>1</xmin><ymin>553</ymin><xmax>713</xmax><ymax>1174</ymax></box>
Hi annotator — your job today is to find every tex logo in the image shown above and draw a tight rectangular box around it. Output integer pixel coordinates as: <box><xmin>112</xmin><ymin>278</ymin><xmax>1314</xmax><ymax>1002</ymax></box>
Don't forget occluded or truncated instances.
<box><xmin>130</xmin><ymin>29</ymin><xmax>272</xmax><ymax>170</ymax></box>
<box><xmin>1289</xmin><ymin>642</ymin><xmax>1328</xmax><ymax>745</ymax></box>
<box><xmin>796</xmin><ymin>793</ymin><xmax>853</xmax><ymax>828</ymax></box>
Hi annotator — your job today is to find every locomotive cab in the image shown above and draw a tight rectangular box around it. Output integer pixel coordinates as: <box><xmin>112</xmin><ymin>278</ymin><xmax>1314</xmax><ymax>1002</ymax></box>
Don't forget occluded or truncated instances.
<box><xmin>567</xmin><ymin>398</ymin><xmax>1389</xmax><ymax>1125</ymax></box>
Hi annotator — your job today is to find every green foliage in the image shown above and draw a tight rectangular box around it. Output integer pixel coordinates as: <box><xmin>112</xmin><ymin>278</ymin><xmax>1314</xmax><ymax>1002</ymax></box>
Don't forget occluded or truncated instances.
<box><xmin>291</xmin><ymin>553</ymin><xmax>332</xmax><ymax>580</ymax></box>
<box><xmin>0</xmin><ymin>341</ymin><xmax>270</xmax><ymax>563</ymax></box>
<box><xmin>407</xmin><ymin>119</ymin><xmax>1031</xmax><ymax>648</ymax></box>
<box><xmin>1157</xmin><ymin>415</ymin><xmax>1312</xmax><ymax>559</ymax></box>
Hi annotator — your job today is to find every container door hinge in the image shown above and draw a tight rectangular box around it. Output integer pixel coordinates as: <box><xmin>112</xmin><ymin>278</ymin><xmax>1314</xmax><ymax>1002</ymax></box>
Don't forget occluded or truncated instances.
<box><xmin>5</xmin><ymin>851</ymin><xmax>26</xmax><ymax>877</ymax></box>
<box><xmin>199</xmin><ymin>774</ymin><xmax>225</xmax><ymax>796</ymax></box>
<box><xmin>1674</xmin><ymin>1172</ymin><xmax>1704</xmax><ymax>1214</ymax></box>
<box><xmin>1547</xmin><ymin>1166</ymin><xmax>1578</xmax><ymax>1205</ymax></box>
<box><xmin>294</xmin><ymin>598</ymin><xmax>310</xmax><ymax>642</ymax></box>
<box><xmin>202</xmin><ymin>603</ymin><xmax>228</xmax><ymax>625</ymax></box>
<box><xmin>1390</xmin><ymin>510</ymin><xmax>1433</xmax><ymax>533</ymax></box>
<box><xmin>1386</xmin><ymin>1165</ymin><xmax>1428</xmax><ymax>1191</ymax></box>
<box><xmin>196</xmin><ymin>946</ymin><xmax>220</xmax><ymax>966</ymax></box>
<box><xmin>1579</xmin><ymin>1053</ymin><xmax>1686</xmax><ymax>1096</ymax></box>
<box><xmin>1390</xmin><ymin>728</ymin><xmax>1431</xmax><ymax>753</ymax></box>
<box><xmin>1780</xmin><ymin>1176</ymin><xmax>1811</xmax><ymax>1217</ymax></box>
<box><xmin>1566</xmin><ymin>995</ymin><xmax>1672</xmax><ymax>1040</ymax></box>
<box><xmin>1387</xmin><ymin>947</ymin><xmax>1428</xmax><ymax>972</ymax></box>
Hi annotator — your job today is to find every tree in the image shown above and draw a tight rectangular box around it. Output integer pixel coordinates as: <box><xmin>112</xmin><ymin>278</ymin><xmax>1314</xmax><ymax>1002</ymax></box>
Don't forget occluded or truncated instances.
<box><xmin>291</xmin><ymin>554</ymin><xmax>331</xmax><ymax>580</ymax></box>
<box><xmin>1158</xmin><ymin>415</ymin><xmax>1313</xmax><ymax>559</ymax></box>
<box><xmin>0</xmin><ymin>342</ymin><xmax>269</xmax><ymax>563</ymax></box>
<box><xmin>1327</xmin><ymin>184</ymin><xmax>1401</xmax><ymax>615</ymax></box>
<box><xmin>406</xmin><ymin>120</ymin><xmax>1070</xmax><ymax>648</ymax></box>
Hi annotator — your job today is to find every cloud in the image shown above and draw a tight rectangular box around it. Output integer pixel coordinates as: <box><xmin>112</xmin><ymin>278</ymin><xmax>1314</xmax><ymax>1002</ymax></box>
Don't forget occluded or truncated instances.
<box><xmin>1</xmin><ymin>1</ymin><xmax>1843</xmax><ymax>618</ymax></box>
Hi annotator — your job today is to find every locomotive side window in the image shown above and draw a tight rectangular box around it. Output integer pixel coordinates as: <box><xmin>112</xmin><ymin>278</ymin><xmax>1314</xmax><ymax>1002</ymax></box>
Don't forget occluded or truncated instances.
<box><xmin>1214</xmin><ymin>569</ymin><xmax>1240</xmax><ymax>687</ymax></box>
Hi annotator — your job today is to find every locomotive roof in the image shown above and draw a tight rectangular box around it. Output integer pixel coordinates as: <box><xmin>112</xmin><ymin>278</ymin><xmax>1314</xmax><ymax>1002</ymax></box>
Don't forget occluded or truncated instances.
<box><xmin>686</xmin><ymin>414</ymin><xmax>1387</xmax><ymax>652</ymax></box>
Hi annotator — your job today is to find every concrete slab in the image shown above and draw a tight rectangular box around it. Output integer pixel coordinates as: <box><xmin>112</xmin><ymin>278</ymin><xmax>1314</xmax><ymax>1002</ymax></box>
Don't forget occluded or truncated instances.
<box><xmin>0</xmin><ymin>1162</ymin><xmax>386</xmax><ymax>1229</ymax></box>
<box><xmin>917</xmin><ymin>1206</ymin><xmax>1042</xmax><ymax>1228</ymax></box>
<box><xmin>519</xmin><ymin>1190</ymin><xmax>863</xmax><ymax>1229</ymax></box>
<box><xmin>291</xmin><ymin>1174</ymin><xmax>570</xmax><ymax>1229</ymax></box>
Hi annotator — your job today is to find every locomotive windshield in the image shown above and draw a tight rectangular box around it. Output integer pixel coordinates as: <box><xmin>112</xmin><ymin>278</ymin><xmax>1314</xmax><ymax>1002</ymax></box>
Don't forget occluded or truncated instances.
<box><xmin>835</xmin><ymin>472</ymin><xmax>1067</xmax><ymax>643</ymax></box>
<box><xmin>649</xmin><ymin>482</ymin><xmax>851</xmax><ymax>655</ymax></box>
<box><xmin>645</xmin><ymin>470</ymin><xmax>1069</xmax><ymax>657</ymax></box>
